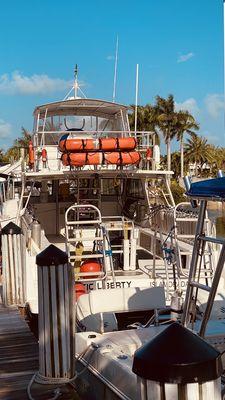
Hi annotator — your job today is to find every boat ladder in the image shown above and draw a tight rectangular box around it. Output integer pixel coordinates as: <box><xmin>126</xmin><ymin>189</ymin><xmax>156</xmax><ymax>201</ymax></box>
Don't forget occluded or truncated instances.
<box><xmin>173</xmin><ymin>202</ymin><xmax>214</xmax><ymax>282</ymax></box>
<box><xmin>182</xmin><ymin>197</ymin><xmax>225</xmax><ymax>337</ymax></box>
<box><xmin>65</xmin><ymin>204</ymin><xmax>114</xmax><ymax>286</ymax></box>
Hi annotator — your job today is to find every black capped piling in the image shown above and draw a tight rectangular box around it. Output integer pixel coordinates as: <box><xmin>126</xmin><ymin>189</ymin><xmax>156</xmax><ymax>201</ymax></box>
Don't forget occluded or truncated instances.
<box><xmin>2</xmin><ymin>221</ymin><xmax>25</xmax><ymax>306</ymax></box>
<box><xmin>36</xmin><ymin>245</ymin><xmax>75</xmax><ymax>382</ymax></box>
<box><xmin>133</xmin><ymin>322</ymin><xmax>222</xmax><ymax>400</ymax></box>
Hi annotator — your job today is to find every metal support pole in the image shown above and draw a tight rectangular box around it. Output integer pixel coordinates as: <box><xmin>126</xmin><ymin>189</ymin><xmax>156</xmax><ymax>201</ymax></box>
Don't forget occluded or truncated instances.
<box><xmin>199</xmin><ymin>243</ymin><xmax>225</xmax><ymax>337</ymax></box>
<box><xmin>36</xmin><ymin>244</ymin><xmax>75</xmax><ymax>380</ymax></box>
<box><xmin>182</xmin><ymin>200</ymin><xmax>207</xmax><ymax>326</ymax></box>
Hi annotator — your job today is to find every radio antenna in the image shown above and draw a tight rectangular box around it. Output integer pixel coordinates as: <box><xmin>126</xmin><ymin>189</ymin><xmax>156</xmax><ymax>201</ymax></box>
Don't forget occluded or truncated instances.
<box><xmin>134</xmin><ymin>63</ymin><xmax>139</xmax><ymax>138</ymax></box>
<box><xmin>112</xmin><ymin>36</ymin><xmax>119</xmax><ymax>103</ymax></box>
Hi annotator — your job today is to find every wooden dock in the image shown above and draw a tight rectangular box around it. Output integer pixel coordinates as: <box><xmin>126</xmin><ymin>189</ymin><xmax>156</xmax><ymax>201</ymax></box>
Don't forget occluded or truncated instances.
<box><xmin>0</xmin><ymin>285</ymin><xmax>79</xmax><ymax>400</ymax></box>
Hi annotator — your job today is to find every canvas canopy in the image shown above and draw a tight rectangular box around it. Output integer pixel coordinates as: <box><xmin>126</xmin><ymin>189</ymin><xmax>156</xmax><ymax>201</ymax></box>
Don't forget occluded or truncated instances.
<box><xmin>33</xmin><ymin>98</ymin><xmax>129</xmax><ymax>120</ymax></box>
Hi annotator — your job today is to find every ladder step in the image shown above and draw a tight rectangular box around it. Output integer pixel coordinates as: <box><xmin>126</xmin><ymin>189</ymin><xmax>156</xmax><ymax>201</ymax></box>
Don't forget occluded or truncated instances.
<box><xmin>189</xmin><ymin>281</ymin><xmax>211</xmax><ymax>292</ymax></box>
<box><xmin>198</xmin><ymin>235</ymin><xmax>225</xmax><ymax>245</ymax></box>
<box><xmin>66</xmin><ymin>220</ymin><xmax>101</xmax><ymax>225</ymax></box>
<box><xmin>177</xmin><ymin>235</ymin><xmax>195</xmax><ymax>238</ymax></box>
<box><xmin>176</xmin><ymin>218</ymin><xmax>197</xmax><ymax>222</ymax></box>
<box><xmin>72</xmin><ymin>254</ymin><xmax>103</xmax><ymax>260</ymax></box>
<box><xmin>67</xmin><ymin>237</ymin><xmax>103</xmax><ymax>242</ymax></box>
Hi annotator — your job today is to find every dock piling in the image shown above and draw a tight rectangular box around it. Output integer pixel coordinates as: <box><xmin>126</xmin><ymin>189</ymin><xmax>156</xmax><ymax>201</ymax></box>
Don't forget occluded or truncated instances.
<box><xmin>36</xmin><ymin>244</ymin><xmax>75</xmax><ymax>381</ymax></box>
<box><xmin>2</xmin><ymin>221</ymin><xmax>26</xmax><ymax>306</ymax></box>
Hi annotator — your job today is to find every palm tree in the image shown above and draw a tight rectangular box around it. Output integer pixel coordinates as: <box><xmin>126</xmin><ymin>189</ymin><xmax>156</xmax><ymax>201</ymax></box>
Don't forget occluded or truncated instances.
<box><xmin>155</xmin><ymin>95</ymin><xmax>177</xmax><ymax>171</ymax></box>
<box><xmin>175</xmin><ymin>111</ymin><xmax>199</xmax><ymax>178</ymax></box>
<box><xmin>129</xmin><ymin>104</ymin><xmax>160</xmax><ymax>145</ymax></box>
<box><xmin>184</xmin><ymin>134</ymin><xmax>214</xmax><ymax>176</ymax></box>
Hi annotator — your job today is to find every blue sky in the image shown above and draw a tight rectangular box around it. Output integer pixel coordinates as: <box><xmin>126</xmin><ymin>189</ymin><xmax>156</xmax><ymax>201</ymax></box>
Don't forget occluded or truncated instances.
<box><xmin>0</xmin><ymin>0</ymin><xmax>224</xmax><ymax>150</ymax></box>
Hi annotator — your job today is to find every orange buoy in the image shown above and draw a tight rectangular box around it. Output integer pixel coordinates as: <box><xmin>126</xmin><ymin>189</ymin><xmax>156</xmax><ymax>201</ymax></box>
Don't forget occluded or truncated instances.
<box><xmin>28</xmin><ymin>141</ymin><xmax>34</xmax><ymax>168</ymax></box>
<box><xmin>74</xmin><ymin>283</ymin><xmax>86</xmax><ymax>300</ymax></box>
<box><xmin>80</xmin><ymin>259</ymin><xmax>101</xmax><ymax>279</ymax></box>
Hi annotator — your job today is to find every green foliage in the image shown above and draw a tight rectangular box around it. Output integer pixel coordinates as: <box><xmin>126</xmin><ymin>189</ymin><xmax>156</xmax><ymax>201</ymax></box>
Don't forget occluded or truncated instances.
<box><xmin>3</xmin><ymin>127</ymin><xmax>31</xmax><ymax>162</ymax></box>
<box><xmin>170</xmin><ymin>180</ymin><xmax>186</xmax><ymax>204</ymax></box>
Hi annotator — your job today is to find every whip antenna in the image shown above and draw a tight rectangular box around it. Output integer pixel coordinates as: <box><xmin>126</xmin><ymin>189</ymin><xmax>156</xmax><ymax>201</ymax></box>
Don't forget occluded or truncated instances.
<box><xmin>134</xmin><ymin>63</ymin><xmax>139</xmax><ymax>138</ymax></box>
<box><xmin>112</xmin><ymin>36</ymin><xmax>119</xmax><ymax>102</ymax></box>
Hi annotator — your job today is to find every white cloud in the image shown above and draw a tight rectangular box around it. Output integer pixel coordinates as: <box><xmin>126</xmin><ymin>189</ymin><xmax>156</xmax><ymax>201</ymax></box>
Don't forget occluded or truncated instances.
<box><xmin>0</xmin><ymin>71</ymin><xmax>73</xmax><ymax>95</ymax></box>
<box><xmin>175</xmin><ymin>98</ymin><xmax>200</xmax><ymax>116</ymax></box>
<box><xmin>0</xmin><ymin>119</ymin><xmax>12</xmax><ymax>138</ymax></box>
<box><xmin>177</xmin><ymin>52</ymin><xmax>194</xmax><ymax>63</ymax></box>
<box><xmin>106</xmin><ymin>55</ymin><xmax>114</xmax><ymax>61</ymax></box>
<box><xmin>205</xmin><ymin>94</ymin><xmax>224</xmax><ymax>119</ymax></box>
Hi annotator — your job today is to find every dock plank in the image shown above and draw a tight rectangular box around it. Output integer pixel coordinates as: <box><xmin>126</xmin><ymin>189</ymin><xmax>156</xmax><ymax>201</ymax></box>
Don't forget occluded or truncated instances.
<box><xmin>0</xmin><ymin>292</ymin><xmax>79</xmax><ymax>399</ymax></box>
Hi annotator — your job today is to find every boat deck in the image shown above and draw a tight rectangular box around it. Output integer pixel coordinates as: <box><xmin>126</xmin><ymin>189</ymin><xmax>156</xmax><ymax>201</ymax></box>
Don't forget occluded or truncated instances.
<box><xmin>0</xmin><ymin>285</ymin><xmax>79</xmax><ymax>399</ymax></box>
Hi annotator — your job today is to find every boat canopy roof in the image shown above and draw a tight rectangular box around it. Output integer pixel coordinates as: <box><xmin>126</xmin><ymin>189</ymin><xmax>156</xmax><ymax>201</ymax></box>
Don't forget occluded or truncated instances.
<box><xmin>33</xmin><ymin>98</ymin><xmax>129</xmax><ymax>119</ymax></box>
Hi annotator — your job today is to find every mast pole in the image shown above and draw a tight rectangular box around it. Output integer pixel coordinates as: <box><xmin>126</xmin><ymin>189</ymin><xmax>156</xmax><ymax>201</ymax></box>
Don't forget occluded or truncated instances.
<box><xmin>112</xmin><ymin>36</ymin><xmax>119</xmax><ymax>103</ymax></box>
<box><xmin>134</xmin><ymin>63</ymin><xmax>139</xmax><ymax>138</ymax></box>
<box><xmin>224</xmin><ymin>1</ymin><xmax>225</xmax><ymax>142</ymax></box>
<box><xmin>74</xmin><ymin>64</ymin><xmax>78</xmax><ymax>99</ymax></box>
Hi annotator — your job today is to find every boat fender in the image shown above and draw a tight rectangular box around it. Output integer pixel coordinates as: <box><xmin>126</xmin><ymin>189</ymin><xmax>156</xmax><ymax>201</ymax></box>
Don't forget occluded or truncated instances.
<box><xmin>146</xmin><ymin>148</ymin><xmax>152</xmax><ymax>161</ymax></box>
<box><xmin>41</xmin><ymin>148</ymin><xmax>47</xmax><ymax>162</ymax></box>
<box><xmin>28</xmin><ymin>141</ymin><xmax>34</xmax><ymax>168</ymax></box>
<box><xmin>74</xmin><ymin>283</ymin><xmax>86</xmax><ymax>300</ymax></box>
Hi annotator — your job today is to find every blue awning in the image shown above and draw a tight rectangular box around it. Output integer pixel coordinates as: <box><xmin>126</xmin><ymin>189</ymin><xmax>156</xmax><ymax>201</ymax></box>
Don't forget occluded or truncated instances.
<box><xmin>187</xmin><ymin>177</ymin><xmax>225</xmax><ymax>199</ymax></box>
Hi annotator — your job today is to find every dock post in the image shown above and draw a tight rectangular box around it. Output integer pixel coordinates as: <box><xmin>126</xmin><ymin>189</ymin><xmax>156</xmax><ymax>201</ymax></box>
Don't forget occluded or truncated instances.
<box><xmin>36</xmin><ymin>244</ymin><xmax>75</xmax><ymax>381</ymax></box>
<box><xmin>133</xmin><ymin>322</ymin><xmax>222</xmax><ymax>400</ymax></box>
<box><xmin>2</xmin><ymin>222</ymin><xmax>26</xmax><ymax>306</ymax></box>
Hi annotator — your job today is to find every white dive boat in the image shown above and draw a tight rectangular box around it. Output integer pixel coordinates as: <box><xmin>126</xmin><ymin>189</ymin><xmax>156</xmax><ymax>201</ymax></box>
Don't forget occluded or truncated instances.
<box><xmin>0</xmin><ymin>87</ymin><xmax>224</xmax><ymax>400</ymax></box>
<box><xmin>0</xmin><ymin>92</ymin><xmax>219</xmax><ymax>321</ymax></box>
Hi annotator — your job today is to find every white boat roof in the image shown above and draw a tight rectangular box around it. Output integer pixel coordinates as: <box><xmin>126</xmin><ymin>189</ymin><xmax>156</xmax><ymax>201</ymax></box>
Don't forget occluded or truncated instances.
<box><xmin>25</xmin><ymin>169</ymin><xmax>173</xmax><ymax>181</ymax></box>
<box><xmin>33</xmin><ymin>98</ymin><xmax>129</xmax><ymax>119</ymax></box>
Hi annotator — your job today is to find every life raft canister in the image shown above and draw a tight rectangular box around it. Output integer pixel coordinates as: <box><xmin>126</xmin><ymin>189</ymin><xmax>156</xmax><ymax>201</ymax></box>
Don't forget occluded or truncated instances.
<box><xmin>58</xmin><ymin>135</ymin><xmax>137</xmax><ymax>152</ymax></box>
<box><xmin>74</xmin><ymin>283</ymin><xmax>86</xmax><ymax>300</ymax></box>
<box><xmin>99</xmin><ymin>137</ymin><xmax>137</xmax><ymax>151</ymax></box>
<box><xmin>105</xmin><ymin>151</ymin><xmax>141</xmax><ymax>165</ymax></box>
<box><xmin>59</xmin><ymin>134</ymin><xmax>95</xmax><ymax>152</ymax></box>
<box><xmin>61</xmin><ymin>151</ymin><xmax>141</xmax><ymax>167</ymax></box>
<box><xmin>28</xmin><ymin>141</ymin><xmax>34</xmax><ymax>167</ymax></box>
<box><xmin>80</xmin><ymin>259</ymin><xmax>102</xmax><ymax>279</ymax></box>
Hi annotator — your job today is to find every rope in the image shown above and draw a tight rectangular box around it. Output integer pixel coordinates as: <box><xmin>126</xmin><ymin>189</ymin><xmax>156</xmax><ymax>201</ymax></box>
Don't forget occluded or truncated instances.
<box><xmin>27</xmin><ymin>343</ymin><xmax>99</xmax><ymax>400</ymax></box>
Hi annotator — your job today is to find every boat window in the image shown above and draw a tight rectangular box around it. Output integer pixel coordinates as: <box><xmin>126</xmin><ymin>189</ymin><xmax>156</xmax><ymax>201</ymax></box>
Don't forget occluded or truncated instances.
<box><xmin>101</xmin><ymin>179</ymin><xmax>121</xmax><ymax>196</ymax></box>
<box><xmin>125</xmin><ymin>179</ymin><xmax>145</xmax><ymax>199</ymax></box>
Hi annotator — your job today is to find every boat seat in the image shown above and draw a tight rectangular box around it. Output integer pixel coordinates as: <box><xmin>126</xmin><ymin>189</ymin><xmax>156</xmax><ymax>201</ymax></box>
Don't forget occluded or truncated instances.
<box><xmin>76</xmin><ymin>286</ymin><xmax>166</xmax><ymax>333</ymax></box>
